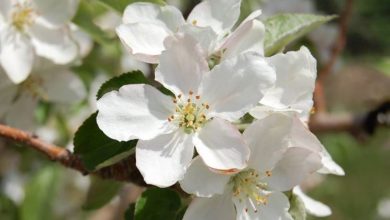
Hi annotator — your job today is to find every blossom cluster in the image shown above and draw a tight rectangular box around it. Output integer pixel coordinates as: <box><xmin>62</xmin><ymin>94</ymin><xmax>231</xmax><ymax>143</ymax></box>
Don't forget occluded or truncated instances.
<box><xmin>94</xmin><ymin>0</ymin><xmax>345</xmax><ymax>219</ymax></box>
<box><xmin>0</xmin><ymin>0</ymin><xmax>344</xmax><ymax>219</ymax></box>
<box><xmin>0</xmin><ymin>0</ymin><xmax>90</xmax><ymax>130</ymax></box>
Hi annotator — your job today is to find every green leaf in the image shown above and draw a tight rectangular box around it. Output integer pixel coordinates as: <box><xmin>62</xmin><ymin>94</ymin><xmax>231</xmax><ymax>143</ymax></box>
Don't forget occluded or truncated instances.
<box><xmin>73</xmin><ymin>0</ymin><xmax>112</xmax><ymax>45</ymax></box>
<box><xmin>134</xmin><ymin>188</ymin><xmax>181</xmax><ymax>220</ymax></box>
<box><xmin>83</xmin><ymin>177</ymin><xmax>122</xmax><ymax>210</ymax></box>
<box><xmin>97</xmin><ymin>0</ymin><xmax>166</xmax><ymax>13</ymax></box>
<box><xmin>96</xmin><ymin>71</ymin><xmax>148</xmax><ymax>99</ymax></box>
<box><xmin>264</xmin><ymin>13</ymin><xmax>336</xmax><ymax>56</ymax></box>
<box><xmin>21</xmin><ymin>166</ymin><xmax>58</xmax><ymax>220</ymax></box>
<box><xmin>74</xmin><ymin>112</ymin><xmax>137</xmax><ymax>171</ymax></box>
<box><xmin>0</xmin><ymin>193</ymin><xmax>18</xmax><ymax>220</ymax></box>
<box><xmin>288</xmin><ymin>193</ymin><xmax>307</xmax><ymax>220</ymax></box>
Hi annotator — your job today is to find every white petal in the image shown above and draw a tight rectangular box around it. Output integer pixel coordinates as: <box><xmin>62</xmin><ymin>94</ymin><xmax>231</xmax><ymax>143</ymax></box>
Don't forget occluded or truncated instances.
<box><xmin>0</xmin><ymin>0</ymin><xmax>11</xmax><ymax>22</ymax></box>
<box><xmin>122</xmin><ymin>2</ymin><xmax>184</xmax><ymax>31</ymax></box>
<box><xmin>4</xmin><ymin>93</ymin><xmax>38</xmax><ymax>131</ymax></box>
<box><xmin>0</xmin><ymin>27</ymin><xmax>34</xmax><ymax>84</ymax></box>
<box><xmin>234</xmin><ymin>192</ymin><xmax>292</xmax><ymax>220</ymax></box>
<box><xmin>183</xmin><ymin>193</ymin><xmax>235</xmax><ymax>220</ymax></box>
<box><xmin>96</xmin><ymin>84</ymin><xmax>175</xmax><ymax>141</ymax></box>
<box><xmin>260</xmin><ymin>47</ymin><xmax>317</xmax><ymax>122</ymax></box>
<box><xmin>39</xmin><ymin>67</ymin><xmax>86</xmax><ymax>104</ymax></box>
<box><xmin>180</xmin><ymin>156</ymin><xmax>231</xmax><ymax>197</ymax></box>
<box><xmin>187</xmin><ymin>0</ymin><xmax>241</xmax><ymax>35</ymax></box>
<box><xmin>29</xmin><ymin>23</ymin><xmax>78</xmax><ymax>64</ymax></box>
<box><xmin>290</xmin><ymin>116</ymin><xmax>345</xmax><ymax>176</ymax></box>
<box><xmin>70</xmin><ymin>24</ymin><xmax>93</xmax><ymax>58</ymax></box>
<box><xmin>317</xmin><ymin>150</ymin><xmax>345</xmax><ymax>176</ymax></box>
<box><xmin>243</xmin><ymin>114</ymin><xmax>291</xmax><ymax>171</ymax></box>
<box><xmin>268</xmin><ymin>147</ymin><xmax>322</xmax><ymax>192</ymax></box>
<box><xmin>199</xmin><ymin>53</ymin><xmax>275</xmax><ymax>121</ymax></box>
<box><xmin>116</xmin><ymin>22</ymin><xmax>170</xmax><ymax>63</ymax></box>
<box><xmin>136</xmin><ymin>131</ymin><xmax>194</xmax><ymax>187</ymax></box>
<box><xmin>293</xmin><ymin>187</ymin><xmax>332</xmax><ymax>217</ymax></box>
<box><xmin>155</xmin><ymin>34</ymin><xmax>208</xmax><ymax>96</ymax></box>
<box><xmin>249</xmin><ymin>105</ymin><xmax>298</xmax><ymax>120</ymax></box>
<box><xmin>193</xmin><ymin>118</ymin><xmax>249</xmax><ymax>171</ymax></box>
<box><xmin>219</xmin><ymin>10</ymin><xmax>265</xmax><ymax>59</ymax></box>
<box><xmin>178</xmin><ymin>24</ymin><xmax>218</xmax><ymax>55</ymax></box>
<box><xmin>33</xmin><ymin>0</ymin><xmax>79</xmax><ymax>27</ymax></box>
<box><xmin>0</xmin><ymin>71</ymin><xmax>17</xmax><ymax>116</ymax></box>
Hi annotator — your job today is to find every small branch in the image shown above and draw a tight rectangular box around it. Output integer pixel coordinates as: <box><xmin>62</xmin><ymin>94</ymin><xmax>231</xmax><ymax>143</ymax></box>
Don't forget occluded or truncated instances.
<box><xmin>0</xmin><ymin>124</ymin><xmax>147</xmax><ymax>186</ymax></box>
<box><xmin>308</xmin><ymin>113</ymin><xmax>362</xmax><ymax>134</ymax></box>
<box><xmin>314</xmin><ymin>0</ymin><xmax>354</xmax><ymax>113</ymax></box>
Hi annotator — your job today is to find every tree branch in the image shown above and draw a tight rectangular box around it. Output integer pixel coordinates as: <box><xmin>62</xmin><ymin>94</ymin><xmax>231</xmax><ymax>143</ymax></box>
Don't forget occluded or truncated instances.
<box><xmin>0</xmin><ymin>124</ymin><xmax>147</xmax><ymax>186</ymax></box>
<box><xmin>314</xmin><ymin>0</ymin><xmax>354</xmax><ymax>113</ymax></box>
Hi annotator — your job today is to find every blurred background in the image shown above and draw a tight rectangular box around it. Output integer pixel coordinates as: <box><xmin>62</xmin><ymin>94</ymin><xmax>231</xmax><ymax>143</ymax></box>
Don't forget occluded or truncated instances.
<box><xmin>0</xmin><ymin>0</ymin><xmax>389</xmax><ymax>219</ymax></box>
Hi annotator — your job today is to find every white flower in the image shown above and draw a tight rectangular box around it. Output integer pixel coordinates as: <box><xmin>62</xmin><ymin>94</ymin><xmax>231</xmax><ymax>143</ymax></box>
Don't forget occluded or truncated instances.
<box><xmin>251</xmin><ymin>46</ymin><xmax>317</xmax><ymax>123</ymax></box>
<box><xmin>96</xmin><ymin>34</ymin><xmax>275</xmax><ymax>187</ymax></box>
<box><xmin>249</xmin><ymin>46</ymin><xmax>345</xmax><ymax>176</ymax></box>
<box><xmin>293</xmin><ymin>187</ymin><xmax>332</xmax><ymax>217</ymax></box>
<box><xmin>0</xmin><ymin>58</ymin><xmax>85</xmax><ymax>130</ymax></box>
<box><xmin>180</xmin><ymin>113</ymin><xmax>322</xmax><ymax>220</ymax></box>
<box><xmin>116</xmin><ymin>0</ymin><xmax>264</xmax><ymax>63</ymax></box>
<box><xmin>0</xmin><ymin>0</ymin><xmax>79</xmax><ymax>84</ymax></box>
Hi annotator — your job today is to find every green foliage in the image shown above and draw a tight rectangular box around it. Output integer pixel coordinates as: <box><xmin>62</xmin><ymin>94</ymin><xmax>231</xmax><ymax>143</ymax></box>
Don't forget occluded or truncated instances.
<box><xmin>288</xmin><ymin>193</ymin><xmax>307</xmax><ymax>220</ymax></box>
<box><xmin>21</xmin><ymin>166</ymin><xmax>58</xmax><ymax>220</ymax></box>
<box><xmin>0</xmin><ymin>193</ymin><xmax>18</xmax><ymax>220</ymax></box>
<box><xmin>96</xmin><ymin>71</ymin><xmax>148</xmax><ymax>99</ymax></box>
<box><xmin>82</xmin><ymin>177</ymin><xmax>122</xmax><ymax>210</ymax></box>
<box><xmin>264</xmin><ymin>13</ymin><xmax>336</xmax><ymax>56</ymax></box>
<box><xmin>97</xmin><ymin>0</ymin><xmax>165</xmax><ymax>13</ymax></box>
<box><xmin>74</xmin><ymin>112</ymin><xmax>137</xmax><ymax>171</ymax></box>
<box><xmin>133</xmin><ymin>188</ymin><xmax>181</xmax><ymax>220</ymax></box>
<box><xmin>73</xmin><ymin>0</ymin><xmax>112</xmax><ymax>45</ymax></box>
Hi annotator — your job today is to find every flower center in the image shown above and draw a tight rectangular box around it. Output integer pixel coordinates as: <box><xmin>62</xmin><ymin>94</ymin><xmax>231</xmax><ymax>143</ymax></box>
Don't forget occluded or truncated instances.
<box><xmin>11</xmin><ymin>4</ymin><xmax>36</xmax><ymax>31</ymax></box>
<box><xmin>168</xmin><ymin>91</ymin><xmax>209</xmax><ymax>134</ymax></box>
<box><xmin>20</xmin><ymin>76</ymin><xmax>48</xmax><ymax>100</ymax></box>
<box><xmin>230</xmin><ymin>168</ymin><xmax>272</xmax><ymax>213</ymax></box>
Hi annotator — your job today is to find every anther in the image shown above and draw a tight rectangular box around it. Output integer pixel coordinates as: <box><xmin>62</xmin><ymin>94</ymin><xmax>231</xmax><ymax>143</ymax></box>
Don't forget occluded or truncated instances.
<box><xmin>195</xmin><ymin>95</ymin><xmax>200</xmax><ymax>99</ymax></box>
<box><xmin>265</xmin><ymin>171</ymin><xmax>272</xmax><ymax>177</ymax></box>
<box><xmin>189</xmin><ymin>90</ymin><xmax>194</xmax><ymax>95</ymax></box>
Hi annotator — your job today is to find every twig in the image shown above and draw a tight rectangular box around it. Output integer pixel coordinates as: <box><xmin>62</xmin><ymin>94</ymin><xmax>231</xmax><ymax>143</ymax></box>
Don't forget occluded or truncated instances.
<box><xmin>314</xmin><ymin>0</ymin><xmax>354</xmax><ymax>113</ymax></box>
<box><xmin>0</xmin><ymin>124</ymin><xmax>147</xmax><ymax>186</ymax></box>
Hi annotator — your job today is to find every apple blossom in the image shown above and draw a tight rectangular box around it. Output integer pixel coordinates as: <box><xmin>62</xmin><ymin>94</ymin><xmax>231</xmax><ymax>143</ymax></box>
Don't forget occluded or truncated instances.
<box><xmin>116</xmin><ymin>0</ymin><xmax>265</xmax><ymax>64</ymax></box>
<box><xmin>248</xmin><ymin>45</ymin><xmax>344</xmax><ymax>176</ymax></box>
<box><xmin>253</xmin><ymin>111</ymin><xmax>344</xmax><ymax>176</ymax></box>
<box><xmin>251</xmin><ymin>46</ymin><xmax>317</xmax><ymax>123</ymax></box>
<box><xmin>180</xmin><ymin>113</ymin><xmax>322</xmax><ymax>220</ymax></box>
<box><xmin>0</xmin><ymin>0</ymin><xmax>80</xmax><ymax>84</ymax></box>
<box><xmin>96</xmin><ymin>34</ymin><xmax>275</xmax><ymax>187</ymax></box>
<box><xmin>0</xmin><ymin>58</ymin><xmax>85</xmax><ymax>130</ymax></box>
